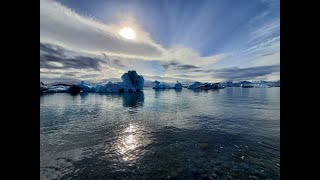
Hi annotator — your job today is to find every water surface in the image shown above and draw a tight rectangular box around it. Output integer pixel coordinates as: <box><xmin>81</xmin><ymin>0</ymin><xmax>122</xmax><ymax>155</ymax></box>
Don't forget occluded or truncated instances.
<box><xmin>40</xmin><ymin>87</ymin><xmax>280</xmax><ymax>179</ymax></box>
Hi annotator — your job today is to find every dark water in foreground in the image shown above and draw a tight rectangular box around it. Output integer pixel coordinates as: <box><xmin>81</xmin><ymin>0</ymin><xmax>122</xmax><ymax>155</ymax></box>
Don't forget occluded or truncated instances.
<box><xmin>40</xmin><ymin>87</ymin><xmax>280</xmax><ymax>179</ymax></box>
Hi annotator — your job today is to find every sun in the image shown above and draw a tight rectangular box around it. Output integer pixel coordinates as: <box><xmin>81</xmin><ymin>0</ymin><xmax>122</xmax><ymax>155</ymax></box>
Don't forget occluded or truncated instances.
<box><xmin>119</xmin><ymin>27</ymin><xmax>136</xmax><ymax>40</ymax></box>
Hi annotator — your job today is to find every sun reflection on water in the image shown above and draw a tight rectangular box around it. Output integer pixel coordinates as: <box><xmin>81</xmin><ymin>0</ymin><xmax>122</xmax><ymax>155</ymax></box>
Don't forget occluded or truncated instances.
<box><xmin>114</xmin><ymin>123</ymin><xmax>150</xmax><ymax>162</ymax></box>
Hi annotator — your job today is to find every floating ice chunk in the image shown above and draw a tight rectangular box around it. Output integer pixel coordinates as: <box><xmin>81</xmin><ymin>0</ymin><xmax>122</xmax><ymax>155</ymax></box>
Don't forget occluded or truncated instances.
<box><xmin>121</xmin><ymin>70</ymin><xmax>144</xmax><ymax>92</ymax></box>
<box><xmin>152</xmin><ymin>80</ymin><xmax>174</xmax><ymax>89</ymax></box>
<box><xmin>94</xmin><ymin>70</ymin><xmax>144</xmax><ymax>93</ymax></box>
<box><xmin>253</xmin><ymin>84</ymin><xmax>271</xmax><ymax>88</ymax></box>
<box><xmin>43</xmin><ymin>85</ymin><xmax>69</xmax><ymax>93</ymax></box>
<box><xmin>175</xmin><ymin>81</ymin><xmax>182</xmax><ymax>89</ymax></box>
<box><xmin>40</xmin><ymin>81</ymin><xmax>48</xmax><ymax>93</ymax></box>
<box><xmin>216</xmin><ymin>84</ymin><xmax>225</xmax><ymax>89</ymax></box>
<box><xmin>68</xmin><ymin>85</ymin><xmax>81</xmax><ymax>94</ymax></box>
<box><xmin>187</xmin><ymin>82</ymin><xmax>225</xmax><ymax>90</ymax></box>
<box><xmin>187</xmin><ymin>82</ymin><xmax>203</xmax><ymax>89</ymax></box>
<box><xmin>77</xmin><ymin>81</ymin><xmax>95</xmax><ymax>92</ymax></box>
<box><xmin>42</xmin><ymin>70</ymin><xmax>144</xmax><ymax>94</ymax></box>
<box><xmin>95</xmin><ymin>82</ymin><xmax>124</xmax><ymax>93</ymax></box>
<box><xmin>241</xmin><ymin>84</ymin><xmax>254</xmax><ymax>88</ymax></box>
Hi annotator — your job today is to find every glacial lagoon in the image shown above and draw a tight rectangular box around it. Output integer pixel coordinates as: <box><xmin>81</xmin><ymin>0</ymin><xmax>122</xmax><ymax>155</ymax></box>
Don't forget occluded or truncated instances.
<box><xmin>40</xmin><ymin>87</ymin><xmax>280</xmax><ymax>179</ymax></box>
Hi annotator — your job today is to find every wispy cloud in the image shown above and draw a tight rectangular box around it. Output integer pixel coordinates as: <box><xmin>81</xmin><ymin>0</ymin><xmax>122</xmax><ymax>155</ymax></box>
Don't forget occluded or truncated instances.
<box><xmin>211</xmin><ymin>64</ymin><xmax>280</xmax><ymax>81</ymax></box>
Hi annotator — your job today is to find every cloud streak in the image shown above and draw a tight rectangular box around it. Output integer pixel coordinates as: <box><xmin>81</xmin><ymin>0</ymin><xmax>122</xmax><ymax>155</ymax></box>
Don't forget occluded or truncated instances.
<box><xmin>211</xmin><ymin>64</ymin><xmax>280</xmax><ymax>81</ymax></box>
<box><xmin>40</xmin><ymin>43</ymin><xmax>103</xmax><ymax>70</ymax></box>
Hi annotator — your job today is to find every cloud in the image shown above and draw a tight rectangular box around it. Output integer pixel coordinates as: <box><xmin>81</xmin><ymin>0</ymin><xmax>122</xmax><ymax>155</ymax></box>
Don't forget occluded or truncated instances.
<box><xmin>142</xmin><ymin>74</ymin><xmax>196</xmax><ymax>83</ymax></box>
<box><xmin>161</xmin><ymin>61</ymin><xmax>198</xmax><ymax>71</ymax></box>
<box><xmin>177</xmin><ymin>65</ymin><xmax>198</xmax><ymax>70</ymax></box>
<box><xmin>253</xmin><ymin>51</ymin><xmax>280</xmax><ymax>66</ymax></box>
<box><xmin>211</xmin><ymin>64</ymin><xmax>280</xmax><ymax>81</ymax></box>
<box><xmin>40</xmin><ymin>42</ymin><xmax>127</xmax><ymax>83</ymax></box>
<box><xmin>40</xmin><ymin>0</ymin><xmax>165</xmax><ymax>58</ymax></box>
<box><xmin>40</xmin><ymin>43</ymin><xmax>103</xmax><ymax>70</ymax></box>
<box><xmin>113</xmin><ymin>59</ymin><xmax>125</xmax><ymax>67</ymax></box>
<box><xmin>163</xmin><ymin>45</ymin><xmax>228</xmax><ymax>66</ymax></box>
<box><xmin>239</xmin><ymin>12</ymin><xmax>280</xmax><ymax>69</ymax></box>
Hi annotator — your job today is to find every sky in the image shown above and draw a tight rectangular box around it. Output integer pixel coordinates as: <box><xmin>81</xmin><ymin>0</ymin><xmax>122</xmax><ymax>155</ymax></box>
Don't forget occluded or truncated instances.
<box><xmin>40</xmin><ymin>0</ymin><xmax>280</xmax><ymax>83</ymax></box>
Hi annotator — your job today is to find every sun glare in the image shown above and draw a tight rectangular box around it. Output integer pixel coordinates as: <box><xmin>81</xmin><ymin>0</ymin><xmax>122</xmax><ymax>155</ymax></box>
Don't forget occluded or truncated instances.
<box><xmin>119</xmin><ymin>27</ymin><xmax>136</xmax><ymax>40</ymax></box>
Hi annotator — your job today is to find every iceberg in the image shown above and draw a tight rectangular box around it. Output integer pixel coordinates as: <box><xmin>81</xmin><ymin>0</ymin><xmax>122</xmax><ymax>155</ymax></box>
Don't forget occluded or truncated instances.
<box><xmin>95</xmin><ymin>82</ymin><xmax>124</xmax><ymax>93</ymax></box>
<box><xmin>241</xmin><ymin>84</ymin><xmax>254</xmax><ymax>88</ymax></box>
<box><xmin>187</xmin><ymin>82</ymin><xmax>225</xmax><ymax>90</ymax></box>
<box><xmin>253</xmin><ymin>84</ymin><xmax>271</xmax><ymax>88</ymax></box>
<box><xmin>77</xmin><ymin>81</ymin><xmax>95</xmax><ymax>92</ymax></box>
<box><xmin>68</xmin><ymin>85</ymin><xmax>81</xmax><ymax>94</ymax></box>
<box><xmin>152</xmin><ymin>80</ymin><xmax>171</xmax><ymax>89</ymax></box>
<box><xmin>152</xmin><ymin>80</ymin><xmax>182</xmax><ymax>89</ymax></box>
<box><xmin>43</xmin><ymin>85</ymin><xmax>70</xmax><ymax>93</ymax></box>
<box><xmin>174</xmin><ymin>81</ymin><xmax>182</xmax><ymax>89</ymax></box>
<box><xmin>41</xmin><ymin>70</ymin><xmax>144</xmax><ymax>94</ymax></box>
<box><xmin>213</xmin><ymin>83</ymin><xmax>225</xmax><ymax>89</ymax></box>
<box><xmin>95</xmin><ymin>70</ymin><xmax>144</xmax><ymax>93</ymax></box>
<box><xmin>121</xmin><ymin>70</ymin><xmax>144</xmax><ymax>92</ymax></box>
<box><xmin>187</xmin><ymin>82</ymin><xmax>203</xmax><ymax>89</ymax></box>
<box><xmin>40</xmin><ymin>81</ymin><xmax>48</xmax><ymax>93</ymax></box>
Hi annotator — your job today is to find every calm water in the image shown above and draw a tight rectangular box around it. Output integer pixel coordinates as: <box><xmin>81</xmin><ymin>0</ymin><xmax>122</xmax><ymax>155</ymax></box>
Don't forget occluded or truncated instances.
<box><xmin>40</xmin><ymin>87</ymin><xmax>280</xmax><ymax>179</ymax></box>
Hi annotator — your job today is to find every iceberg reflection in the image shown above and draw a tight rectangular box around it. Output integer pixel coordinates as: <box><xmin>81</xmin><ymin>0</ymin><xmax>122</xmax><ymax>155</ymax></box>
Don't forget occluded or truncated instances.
<box><xmin>122</xmin><ymin>92</ymin><xmax>144</xmax><ymax>108</ymax></box>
